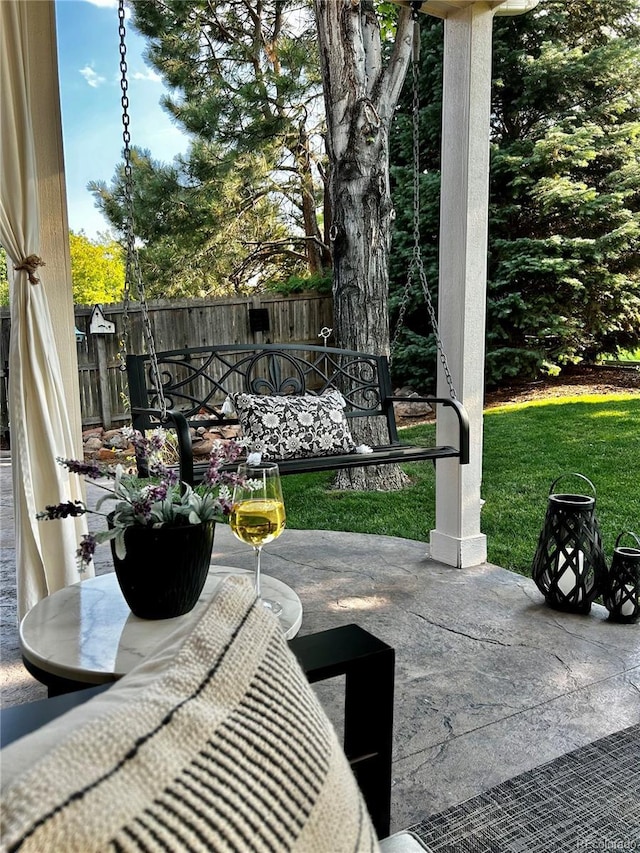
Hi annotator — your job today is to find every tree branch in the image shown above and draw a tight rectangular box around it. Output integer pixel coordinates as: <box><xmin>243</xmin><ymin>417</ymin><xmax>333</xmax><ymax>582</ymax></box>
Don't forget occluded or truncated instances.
<box><xmin>380</xmin><ymin>5</ymin><xmax>414</xmax><ymax>111</ymax></box>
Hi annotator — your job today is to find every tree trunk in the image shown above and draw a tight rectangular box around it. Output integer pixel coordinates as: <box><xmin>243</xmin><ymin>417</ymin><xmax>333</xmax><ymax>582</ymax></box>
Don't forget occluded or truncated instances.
<box><xmin>314</xmin><ymin>0</ymin><xmax>414</xmax><ymax>490</ymax></box>
<box><xmin>293</xmin><ymin>123</ymin><xmax>331</xmax><ymax>275</ymax></box>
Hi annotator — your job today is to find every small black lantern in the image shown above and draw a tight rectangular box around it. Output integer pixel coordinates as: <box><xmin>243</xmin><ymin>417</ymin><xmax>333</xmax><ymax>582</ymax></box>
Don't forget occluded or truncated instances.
<box><xmin>604</xmin><ymin>532</ymin><xmax>640</xmax><ymax>624</ymax></box>
<box><xmin>532</xmin><ymin>473</ymin><xmax>607</xmax><ymax>614</ymax></box>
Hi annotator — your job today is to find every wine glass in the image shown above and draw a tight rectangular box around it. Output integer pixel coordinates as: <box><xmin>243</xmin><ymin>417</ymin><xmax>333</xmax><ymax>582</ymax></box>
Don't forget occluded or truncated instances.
<box><xmin>230</xmin><ymin>461</ymin><xmax>286</xmax><ymax>615</ymax></box>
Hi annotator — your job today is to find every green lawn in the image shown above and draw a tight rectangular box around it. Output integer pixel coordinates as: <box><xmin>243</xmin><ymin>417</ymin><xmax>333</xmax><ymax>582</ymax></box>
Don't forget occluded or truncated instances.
<box><xmin>282</xmin><ymin>392</ymin><xmax>640</xmax><ymax>575</ymax></box>
<box><xmin>618</xmin><ymin>349</ymin><xmax>640</xmax><ymax>362</ymax></box>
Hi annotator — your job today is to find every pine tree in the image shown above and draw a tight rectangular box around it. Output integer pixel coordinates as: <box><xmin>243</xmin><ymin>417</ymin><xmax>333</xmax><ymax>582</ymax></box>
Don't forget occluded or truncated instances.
<box><xmin>92</xmin><ymin>0</ymin><xmax>328</xmax><ymax>295</ymax></box>
<box><xmin>90</xmin><ymin>146</ymin><xmax>293</xmax><ymax>298</ymax></box>
<box><xmin>390</xmin><ymin>0</ymin><xmax>640</xmax><ymax>387</ymax></box>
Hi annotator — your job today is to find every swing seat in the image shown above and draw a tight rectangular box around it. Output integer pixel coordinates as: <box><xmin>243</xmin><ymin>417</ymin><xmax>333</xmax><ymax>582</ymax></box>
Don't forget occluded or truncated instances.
<box><xmin>126</xmin><ymin>343</ymin><xmax>469</xmax><ymax>485</ymax></box>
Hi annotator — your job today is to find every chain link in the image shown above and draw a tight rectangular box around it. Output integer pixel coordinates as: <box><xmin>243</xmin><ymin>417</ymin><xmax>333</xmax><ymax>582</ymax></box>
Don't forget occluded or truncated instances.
<box><xmin>117</xmin><ymin>3</ymin><xmax>130</xmax><ymax>370</ymax></box>
<box><xmin>117</xmin><ymin>0</ymin><xmax>167</xmax><ymax>419</ymax></box>
<box><xmin>390</xmin><ymin>15</ymin><xmax>457</xmax><ymax>401</ymax></box>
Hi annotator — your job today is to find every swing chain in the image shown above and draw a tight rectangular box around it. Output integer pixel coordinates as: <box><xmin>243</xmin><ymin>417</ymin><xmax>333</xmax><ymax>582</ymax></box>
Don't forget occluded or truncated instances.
<box><xmin>390</xmin><ymin>13</ymin><xmax>457</xmax><ymax>401</ymax></box>
<box><xmin>117</xmin><ymin>0</ymin><xmax>168</xmax><ymax>420</ymax></box>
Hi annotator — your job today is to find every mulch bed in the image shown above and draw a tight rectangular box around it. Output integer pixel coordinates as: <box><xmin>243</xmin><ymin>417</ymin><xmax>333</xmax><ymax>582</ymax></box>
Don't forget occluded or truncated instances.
<box><xmin>394</xmin><ymin>364</ymin><xmax>638</xmax><ymax>429</ymax></box>
<box><xmin>483</xmin><ymin>364</ymin><xmax>638</xmax><ymax>409</ymax></box>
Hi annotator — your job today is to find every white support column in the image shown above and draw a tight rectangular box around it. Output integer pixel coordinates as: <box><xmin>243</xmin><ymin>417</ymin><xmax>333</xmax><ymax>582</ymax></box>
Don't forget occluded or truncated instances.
<box><xmin>429</xmin><ymin>3</ymin><xmax>495</xmax><ymax>567</ymax></box>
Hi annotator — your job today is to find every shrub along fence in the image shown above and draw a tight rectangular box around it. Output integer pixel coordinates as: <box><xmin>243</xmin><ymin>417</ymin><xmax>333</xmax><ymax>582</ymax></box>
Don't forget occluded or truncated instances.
<box><xmin>0</xmin><ymin>293</ymin><xmax>332</xmax><ymax>434</ymax></box>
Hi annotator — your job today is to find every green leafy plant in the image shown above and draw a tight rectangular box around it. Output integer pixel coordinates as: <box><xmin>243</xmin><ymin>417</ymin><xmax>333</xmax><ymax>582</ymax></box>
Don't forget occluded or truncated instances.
<box><xmin>37</xmin><ymin>428</ymin><xmax>245</xmax><ymax>570</ymax></box>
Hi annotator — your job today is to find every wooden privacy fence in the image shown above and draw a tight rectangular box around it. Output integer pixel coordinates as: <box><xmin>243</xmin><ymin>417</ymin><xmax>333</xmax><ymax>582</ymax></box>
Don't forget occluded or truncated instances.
<box><xmin>0</xmin><ymin>293</ymin><xmax>333</xmax><ymax>433</ymax></box>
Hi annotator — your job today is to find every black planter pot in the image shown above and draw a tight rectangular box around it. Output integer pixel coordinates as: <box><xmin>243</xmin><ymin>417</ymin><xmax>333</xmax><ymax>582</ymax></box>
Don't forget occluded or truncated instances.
<box><xmin>109</xmin><ymin>520</ymin><xmax>215</xmax><ymax>620</ymax></box>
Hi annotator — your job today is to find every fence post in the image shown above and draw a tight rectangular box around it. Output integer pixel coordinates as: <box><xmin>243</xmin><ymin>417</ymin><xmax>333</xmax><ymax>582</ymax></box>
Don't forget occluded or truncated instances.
<box><xmin>89</xmin><ymin>305</ymin><xmax>116</xmax><ymax>431</ymax></box>
<box><xmin>95</xmin><ymin>337</ymin><xmax>112</xmax><ymax>430</ymax></box>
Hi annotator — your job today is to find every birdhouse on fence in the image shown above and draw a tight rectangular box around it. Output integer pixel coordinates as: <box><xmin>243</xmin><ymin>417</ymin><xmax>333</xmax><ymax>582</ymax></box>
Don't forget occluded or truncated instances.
<box><xmin>89</xmin><ymin>304</ymin><xmax>115</xmax><ymax>335</ymax></box>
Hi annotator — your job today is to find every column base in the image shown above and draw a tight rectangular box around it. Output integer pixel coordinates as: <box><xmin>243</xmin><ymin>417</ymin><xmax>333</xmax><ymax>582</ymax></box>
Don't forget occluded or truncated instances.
<box><xmin>428</xmin><ymin>530</ymin><xmax>487</xmax><ymax>568</ymax></box>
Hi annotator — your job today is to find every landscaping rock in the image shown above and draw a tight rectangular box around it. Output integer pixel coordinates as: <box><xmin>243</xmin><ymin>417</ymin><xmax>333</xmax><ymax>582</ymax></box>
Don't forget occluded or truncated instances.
<box><xmin>83</xmin><ymin>436</ymin><xmax>104</xmax><ymax>455</ymax></box>
<box><xmin>97</xmin><ymin>447</ymin><xmax>124</xmax><ymax>463</ymax></box>
<box><xmin>82</xmin><ymin>427</ymin><xmax>131</xmax><ymax>461</ymax></box>
<box><xmin>192</xmin><ymin>439</ymin><xmax>214</xmax><ymax>457</ymax></box>
<box><xmin>393</xmin><ymin>387</ymin><xmax>434</xmax><ymax>422</ymax></box>
<box><xmin>105</xmin><ymin>432</ymin><xmax>130</xmax><ymax>451</ymax></box>
<box><xmin>82</xmin><ymin>427</ymin><xmax>104</xmax><ymax>439</ymax></box>
<box><xmin>82</xmin><ymin>422</ymin><xmax>242</xmax><ymax>464</ymax></box>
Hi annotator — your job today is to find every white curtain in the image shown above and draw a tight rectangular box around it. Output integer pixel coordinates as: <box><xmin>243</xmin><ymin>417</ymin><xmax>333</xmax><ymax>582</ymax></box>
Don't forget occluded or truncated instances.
<box><xmin>0</xmin><ymin>0</ymin><xmax>92</xmax><ymax>619</ymax></box>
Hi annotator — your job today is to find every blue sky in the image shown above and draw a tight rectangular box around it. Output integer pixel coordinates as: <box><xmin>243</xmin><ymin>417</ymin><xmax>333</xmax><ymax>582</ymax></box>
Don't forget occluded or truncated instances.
<box><xmin>55</xmin><ymin>0</ymin><xmax>190</xmax><ymax>239</ymax></box>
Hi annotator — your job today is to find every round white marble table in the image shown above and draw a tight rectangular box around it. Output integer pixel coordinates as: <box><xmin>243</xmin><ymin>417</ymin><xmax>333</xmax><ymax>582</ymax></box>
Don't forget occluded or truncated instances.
<box><xmin>20</xmin><ymin>568</ymin><xmax>302</xmax><ymax>694</ymax></box>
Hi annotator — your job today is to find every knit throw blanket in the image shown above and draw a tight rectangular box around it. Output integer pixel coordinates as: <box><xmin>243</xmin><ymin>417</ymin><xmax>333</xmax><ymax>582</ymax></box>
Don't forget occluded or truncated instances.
<box><xmin>1</xmin><ymin>576</ymin><xmax>379</xmax><ymax>853</ymax></box>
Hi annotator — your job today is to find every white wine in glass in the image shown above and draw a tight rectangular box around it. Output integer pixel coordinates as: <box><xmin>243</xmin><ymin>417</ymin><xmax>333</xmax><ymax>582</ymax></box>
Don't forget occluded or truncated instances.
<box><xmin>230</xmin><ymin>462</ymin><xmax>286</xmax><ymax>615</ymax></box>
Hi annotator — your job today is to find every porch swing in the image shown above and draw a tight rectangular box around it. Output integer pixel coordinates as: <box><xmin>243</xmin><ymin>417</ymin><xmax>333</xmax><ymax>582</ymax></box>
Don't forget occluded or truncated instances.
<box><xmin>119</xmin><ymin>1</ymin><xmax>469</xmax><ymax>485</ymax></box>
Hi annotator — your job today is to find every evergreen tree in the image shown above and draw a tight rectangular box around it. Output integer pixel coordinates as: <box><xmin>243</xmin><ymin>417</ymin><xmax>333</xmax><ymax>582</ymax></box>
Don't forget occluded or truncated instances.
<box><xmin>90</xmin><ymin>146</ymin><xmax>294</xmax><ymax>298</ymax></box>
<box><xmin>92</xmin><ymin>0</ymin><xmax>328</xmax><ymax>295</ymax></box>
<box><xmin>389</xmin><ymin>21</ymin><xmax>443</xmax><ymax>391</ymax></box>
<box><xmin>390</xmin><ymin>0</ymin><xmax>640</xmax><ymax>388</ymax></box>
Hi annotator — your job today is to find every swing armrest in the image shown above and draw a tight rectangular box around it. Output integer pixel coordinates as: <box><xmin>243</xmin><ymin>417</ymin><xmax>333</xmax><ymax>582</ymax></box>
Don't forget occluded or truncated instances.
<box><xmin>385</xmin><ymin>395</ymin><xmax>470</xmax><ymax>465</ymax></box>
<box><xmin>130</xmin><ymin>407</ymin><xmax>195</xmax><ymax>485</ymax></box>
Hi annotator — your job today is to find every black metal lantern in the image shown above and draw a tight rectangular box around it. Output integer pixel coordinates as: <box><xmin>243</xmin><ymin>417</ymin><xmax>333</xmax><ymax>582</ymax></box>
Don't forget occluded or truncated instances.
<box><xmin>532</xmin><ymin>474</ymin><xmax>607</xmax><ymax>614</ymax></box>
<box><xmin>604</xmin><ymin>532</ymin><xmax>640</xmax><ymax>624</ymax></box>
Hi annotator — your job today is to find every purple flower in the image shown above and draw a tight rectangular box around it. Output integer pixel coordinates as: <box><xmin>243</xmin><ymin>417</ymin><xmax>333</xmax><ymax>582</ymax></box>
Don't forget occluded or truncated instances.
<box><xmin>217</xmin><ymin>496</ymin><xmax>234</xmax><ymax>516</ymax></box>
<box><xmin>126</xmin><ymin>429</ymin><xmax>149</xmax><ymax>455</ymax></box>
<box><xmin>76</xmin><ymin>533</ymin><xmax>97</xmax><ymax>570</ymax></box>
<box><xmin>202</xmin><ymin>440</ymin><xmax>243</xmax><ymax>489</ymax></box>
<box><xmin>148</xmin><ymin>431</ymin><xmax>166</xmax><ymax>452</ymax></box>
<box><xmin>39</xmin><ymin>432</ymin><xmax>247</xmax><ymax>575</ymax></box>
<box><xmin>130</xmin><ymin>496</ymin><xmax>153</xmax><ymax>521</ymax></box>
<box><xmin>36</xmin><ymin>500</ymin><xmax>87</xmax><ymax>520</ymax></box>
<box><xmin>144</xmin><ymin>483</ymin><xmax>169</xmax><ymax>503</ymax></box>
<box><xmin>56</xmin><ymin>458</ymin><xmax>105</xmax><ymax>480</ymax></box>
<box><xmin>149</xmin><ymin>461</ymin><xmax>178</xmax><ymax>484</ymax></box>
<box><xmin>127</xmin><ymin>427</ymin><xmax>166</xmax><ymax>457</ymax></box>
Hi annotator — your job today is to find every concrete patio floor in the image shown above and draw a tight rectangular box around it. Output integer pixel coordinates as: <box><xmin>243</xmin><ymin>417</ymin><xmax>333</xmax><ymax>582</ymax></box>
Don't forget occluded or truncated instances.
<box><xmin>1</xmin><ymin>457</ymin><xmax>638</xmax><ymax>833</ymax></box>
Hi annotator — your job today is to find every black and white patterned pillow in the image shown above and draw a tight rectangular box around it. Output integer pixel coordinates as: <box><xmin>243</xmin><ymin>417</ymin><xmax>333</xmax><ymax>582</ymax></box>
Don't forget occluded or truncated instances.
<box><xmin>232</xmin><ymin>390</ymin><xmax>357</xmax><ymax>460</ymax></box>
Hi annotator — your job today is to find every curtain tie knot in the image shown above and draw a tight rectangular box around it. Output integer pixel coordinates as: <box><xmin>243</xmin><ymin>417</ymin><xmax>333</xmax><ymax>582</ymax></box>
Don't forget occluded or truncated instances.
<box><xmin>15</xmin><ymin>254</ymin><xmax>45</xmax><ymax>284</ymax></box>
